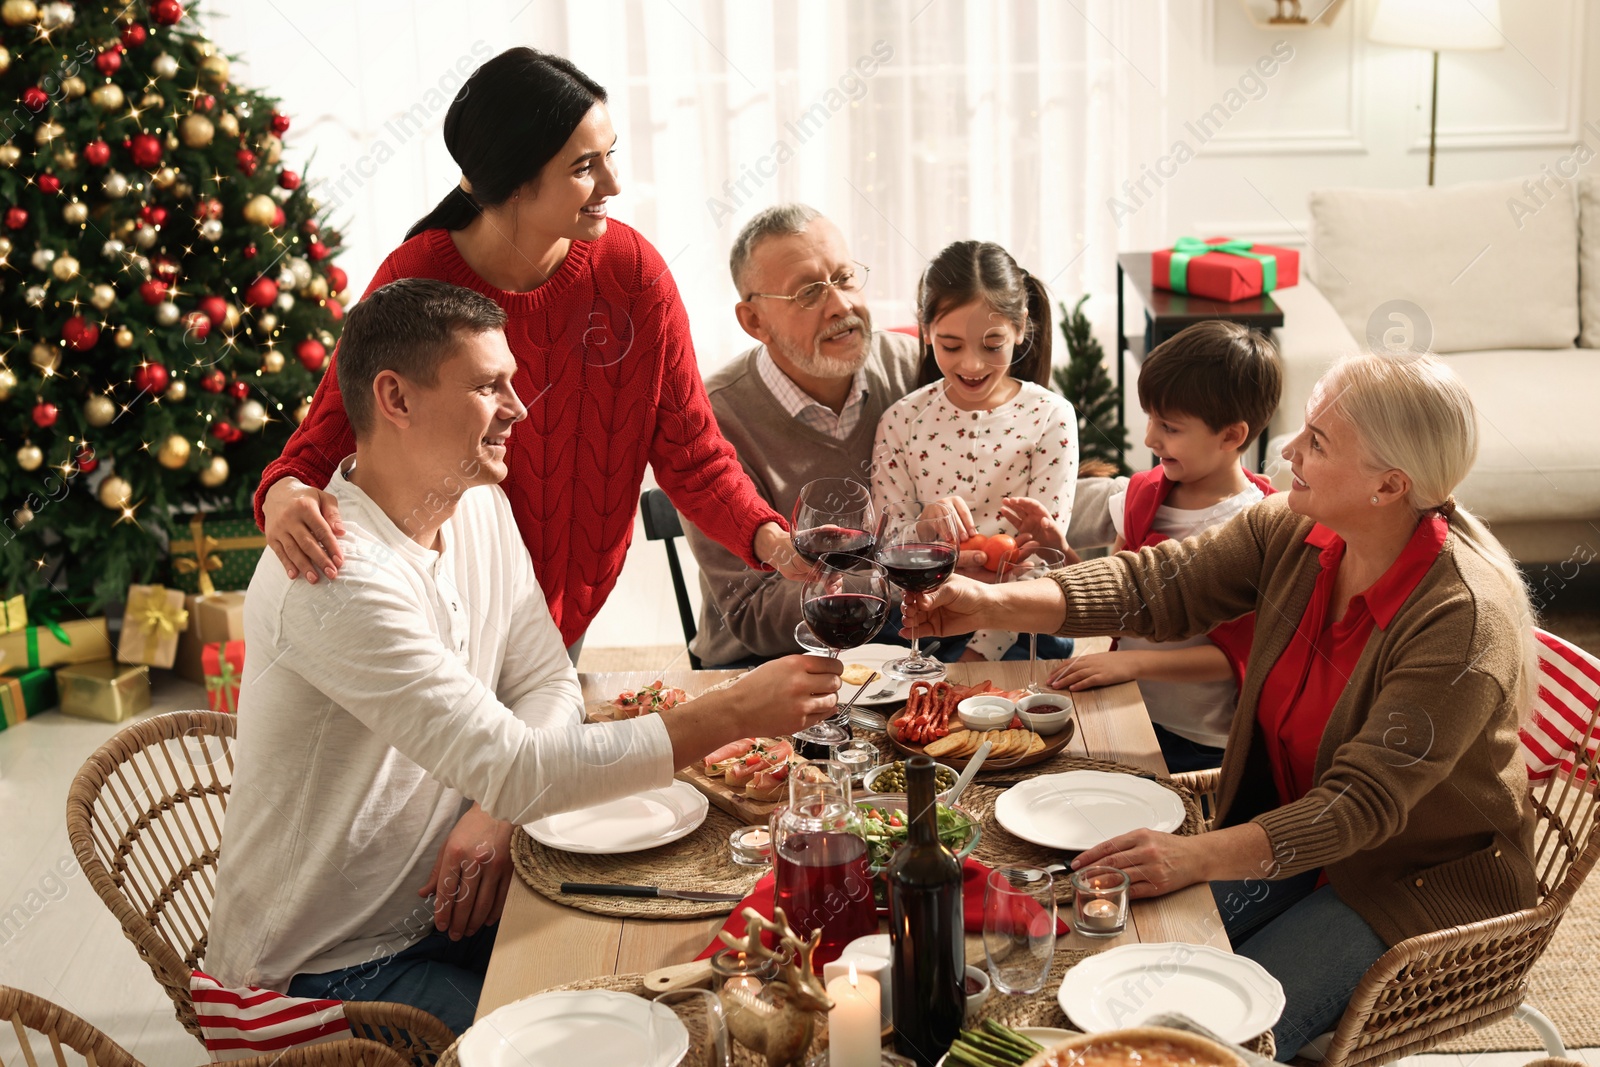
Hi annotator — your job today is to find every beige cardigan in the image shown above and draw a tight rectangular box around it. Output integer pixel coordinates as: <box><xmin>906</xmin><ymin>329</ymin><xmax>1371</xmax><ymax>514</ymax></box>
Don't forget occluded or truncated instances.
<box><xmin>1049</xmin><ymin>495</ymin><xmax>1537</xmax><ymax>947</ymax></box>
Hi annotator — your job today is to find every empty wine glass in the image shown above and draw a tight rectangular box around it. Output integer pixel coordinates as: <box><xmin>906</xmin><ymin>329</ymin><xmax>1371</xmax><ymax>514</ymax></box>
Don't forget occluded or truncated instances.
<box><xmin>998</xmin><ymin>545</ymin><xmax>1067</xmax><ymax>692</ymax></box>
<box><xmin>877</xmin><ymin>500</ymin><xmax>961</xmax><ymax>682</ymax></box>
<box><xmin>792</xmin><ymin>478</ymin><xmax>876</xmax><ymax>652</ymax></box>
<box><xmin>982</xmin><ymin>866</ymin><xmax>1058</xmax><ymax>995</ymax></box>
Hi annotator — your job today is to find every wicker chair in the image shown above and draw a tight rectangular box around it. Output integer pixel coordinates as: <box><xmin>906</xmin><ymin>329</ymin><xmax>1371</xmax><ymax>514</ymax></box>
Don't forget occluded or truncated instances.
<box><xmin>0</xmin><ymin>985</ymin><xmax>414</xmax><ymax>1066</ymax></box>
<box><xmin>64</xmin><ymin>710</ymin><xmax>454</xmax><ymax>1065</ymax></box>
<box><xmin>1172</xmin><ymin>698</ymin><xmax>1600</xmax><ymax>1067</ymax></box>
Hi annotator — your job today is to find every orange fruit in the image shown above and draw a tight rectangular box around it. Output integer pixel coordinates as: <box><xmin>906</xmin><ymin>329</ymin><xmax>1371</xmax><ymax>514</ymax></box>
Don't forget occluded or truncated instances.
<box><xmin>960</xmin><ymin>534</ymin><xmax>989</xmax><ymax>553</ymax></box>
<box><xmin>982</xmin><ymin>534</ymin><xmax>1017</xmax><ymax>572</ymax></box>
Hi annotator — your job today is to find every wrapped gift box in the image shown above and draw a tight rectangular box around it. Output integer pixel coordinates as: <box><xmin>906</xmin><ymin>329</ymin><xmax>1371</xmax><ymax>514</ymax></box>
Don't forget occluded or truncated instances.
<box><xmin>168</xmin><ymin>512</ymin><xmax>268</xmax><ymax>596</ymax></box>
<box><xmin>0</xmin><ymin>617</ymin><xmax>112</xmax><ymax>671</ymax></box>
<box><xmin>0</xmin><ymin>667</ymin><xmax>57</xmax><ymax>729</ymax></box>
<box><xmin>1152</xmin><ymin>236</ymin><xmax>1299</xmax><ymax>302</ymax></box>
<box><xmin>1</xmin><ymin>594</ymin><xmax>25</xmax><ymax>634</ymax></box>
<box><xmin>174</xmin><ymin>592</ymin><xmax>246</xmax><ymax>685</ymax></box>
<box><xmin>117</xmin><ymin>584</ymin><xmax>190</xmax><ymax>669</ymax></box>
<box><xmin>58</xmin><ymin>660</ymin><xmax>151</xmax><ymax>723</ymax></box>
<box><xmin>203</xmin><ymin>640</ymin><xmax>244</xmax><ymax>713</ymax></box>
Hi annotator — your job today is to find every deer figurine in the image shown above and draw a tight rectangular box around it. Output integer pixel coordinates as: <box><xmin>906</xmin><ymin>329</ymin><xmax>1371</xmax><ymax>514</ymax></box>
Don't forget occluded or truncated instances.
<box><xmin>716</xmin><ymin>906</ymin><xmax>835</xmax><ymax>1067</ymax></box>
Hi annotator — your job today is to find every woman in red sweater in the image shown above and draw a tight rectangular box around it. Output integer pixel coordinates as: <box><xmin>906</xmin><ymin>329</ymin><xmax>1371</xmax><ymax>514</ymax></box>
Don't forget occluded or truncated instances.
<box><xmin>256</xmin><ymin>48</ymin><xmax>800</xmax><ymax>651</ymax></box>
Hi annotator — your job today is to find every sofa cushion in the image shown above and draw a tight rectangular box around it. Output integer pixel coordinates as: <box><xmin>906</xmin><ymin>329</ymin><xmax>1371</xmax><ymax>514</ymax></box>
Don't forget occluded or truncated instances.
<box><xmin>1576</xmin><ymin>175</ymin><xmax>1600</xmax><ymax>347</ymax></box>
<box><xmin>1441</xmin><ymin>349</ymin><xmax>1600</xmax><ymax>524</ymax></box>
<box><xmin>1308</xmin><ymin>180</ymin><xmax>1579</xmax><ymax>354</ymax></box>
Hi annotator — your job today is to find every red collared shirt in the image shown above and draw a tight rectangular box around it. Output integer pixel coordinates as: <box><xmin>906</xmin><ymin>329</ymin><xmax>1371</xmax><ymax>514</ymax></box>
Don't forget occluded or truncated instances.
<box><xmin>1256</xmin><ymin>514</ymin><xmax>1450</xmax><ymax>806</ymax></box>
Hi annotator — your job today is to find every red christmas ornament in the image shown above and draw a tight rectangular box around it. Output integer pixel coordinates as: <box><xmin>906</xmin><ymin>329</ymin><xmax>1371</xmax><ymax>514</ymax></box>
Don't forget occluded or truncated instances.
<box><xmin>120</xmin><ymin>22</ymin><xmax>147</xmax><ymax>48</ymax></box>
<box><xmin>243</xmin><ymin>276</ymin><xmax>277</xmax><ymax>307</ymax></box>
<box><xmin>74</xmin><ymin>445</ymin><xmax>98</xmax><ymax>473</ymax></box>
<box><xmin>242</xmin><ymin>243</ymin><xmax>258</xmax><ymax>259</ymax></box>
<box><xmin>227</xmin><ymin>379</ymin><xmax>249</xmax><ymax>400</ymax></box>
<box><xmin>197</xmin><ymin>93</ymin><xmax>215</xmax><ymax>111</ymax></box>
<box><xmin>295</xmin><ymin>338</ymin><xmax>327</xmax><ymax>372</ymax></box>
<box><xmin>200</xmin><ymin>368</ymin><xmax>227</xmax><ymax>393</ymax></box>
<box><xmin>301</xmin><ymin>218</ymin><xmax>319</xmax><ymax>234</ymax></box>
<box><xmin>140</xmin><ymin>204</ymin><xmax>169</xmax><ymax>228</ymax></box>
<box><xmin>151</xmin><ymin>254</ymin><xmax>179</xmax><ymax>281</ymax></box>
<box><xmin>84</xmin><ymin>140</ymin><xmax>111</xmax><ymax>166</ymax></box>
<box><xmin>184</xmin><ymin>311</ymin><xmax>211</xmax><ymax>340</ymax></box>
<box><xmin>198</xmin><ymin>295</ymin><xmax>228</xmax><ymax>323</ymax></box>
<box><xmin>139</xmin><ymin>279</ymin><xmax>168</xmax><ymax>305</ymax></box>
<box><xmin>95</xmin><ymin>49</ymin><xmax>123</xmax><ymax>76</ymax></box>
<box><xmin>326</xmin><ymin>298</ymin><xmax>343</xmax><ymax>321</ymax></box>
<box><xmin>326</xmin><ymin>265</ymin><xmax>348</xmax><ymax>294</ymax></box>
<box><xmin>21</xmin><ymin>86</ymin><xmax>47</xmax><ymax>112</ymax></box>
<box><xmin>61</xmin><ymin>315</ymin><xmax>100</xmax><ymax>351</ymax></box>
<box><xmin>31</xmin><ymin>402</ymin><xmax>58</xmax><ymax>428</ymax></box>
<box><xmin>37</xmin><ymin>173</ymin><xmax>60</xmax><ymax>195</ymax></box>
<box><xmin>210</xmin><ymin>420</ymin><xmax>240</xmax><ymax>443</ymax></box>
<box><xmin>307</xmin><ymin>240</ymin><xmax>330</xmax><ymax>262</ymax></box>
<box><xmin>133</xmin><ymin>362</ymin><xmax>170</xmax><ymax>394</ymax></box>
<box><xmin>278</xmin><ymin>169</ymin><xmax>300</xmax><ymax>191</ymax></box>
<box><xmin>271</xmin><ymin>206</ymin><xmax>285</xmax><ymax>229</ymax></box>
<box><xmin>196</xmin><ymin>197</ymin><xmax>223</xmax><ymax>220</ymax></box>
<box><xmin>129</xmin><ymin>133</ymin><xmax>162</xmax><ymax>169</ymax></box>
<box><xmin>234</xmin><ymin>148</ymin><xmax>257</xmax><ymax>176</ymax></box>
<box><xmin>269</xmin><ymin>110</ymin><xmax>291</xmax><ymax>135</ymax></box>
<box><xmin>5</xmin><ymin>207</ymin><xmax>27</xmax><ymax>230</ymax></box>
<box><xmin>150</xmin><ymin>0</ymin><xmax>184</xmax><ymax>26</ymax></box>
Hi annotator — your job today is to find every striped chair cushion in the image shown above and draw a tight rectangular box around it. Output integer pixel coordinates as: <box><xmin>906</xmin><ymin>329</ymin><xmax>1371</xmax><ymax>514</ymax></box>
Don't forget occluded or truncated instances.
<box><xmin>1519</xmin><ymin>629</ymin><xmax>1600</xmax><ymax>782</ymax></box>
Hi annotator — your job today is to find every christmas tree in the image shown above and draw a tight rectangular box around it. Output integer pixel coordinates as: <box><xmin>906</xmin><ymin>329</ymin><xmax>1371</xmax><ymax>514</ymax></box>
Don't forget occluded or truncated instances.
<box><xmin>1054</xmin><ymin>294</ymin><xmax>1130</xmax><ymax>476</ymax></box>
<box><xmin>0</xmin><ymin>0</ymin><xmax>345</xmax><ymax>613</ymax></box>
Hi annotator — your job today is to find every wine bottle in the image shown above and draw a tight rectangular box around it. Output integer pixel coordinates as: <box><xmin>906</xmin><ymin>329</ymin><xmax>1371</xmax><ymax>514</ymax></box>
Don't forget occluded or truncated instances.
<box><xmin>886</xmin><ymin>755</ymin><xmax>964</xmax><ymax>1066</ymax></box>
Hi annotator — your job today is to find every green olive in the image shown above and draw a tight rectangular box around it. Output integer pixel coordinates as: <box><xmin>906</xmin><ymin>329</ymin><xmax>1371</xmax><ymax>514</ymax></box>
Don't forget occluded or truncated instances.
<box><xmin>871</xmin><ymin>761</ymin><xmax>955</xmax><ymax>794</ymax></box>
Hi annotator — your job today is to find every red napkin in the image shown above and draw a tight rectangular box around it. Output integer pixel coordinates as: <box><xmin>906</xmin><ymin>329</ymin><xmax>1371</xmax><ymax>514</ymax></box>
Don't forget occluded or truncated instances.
<box><xmin>696</xmin><ymin>859</ymin><xmax>1067</xmax><ymax>960</ymax></box>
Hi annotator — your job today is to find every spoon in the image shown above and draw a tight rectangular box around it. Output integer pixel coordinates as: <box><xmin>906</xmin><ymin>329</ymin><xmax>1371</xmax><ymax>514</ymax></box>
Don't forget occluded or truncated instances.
<box><xmin>945</xmin><ymin>739</ymin><xmax>992</xmax><ymax>807</ymax></box>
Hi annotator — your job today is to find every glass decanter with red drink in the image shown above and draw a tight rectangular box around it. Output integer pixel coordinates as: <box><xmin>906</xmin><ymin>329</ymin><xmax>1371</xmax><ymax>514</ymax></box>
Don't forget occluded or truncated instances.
<box><xmin>769</xmin><ymin>760</ymin><xmax>878</xmax><ymax>967</ymax></box>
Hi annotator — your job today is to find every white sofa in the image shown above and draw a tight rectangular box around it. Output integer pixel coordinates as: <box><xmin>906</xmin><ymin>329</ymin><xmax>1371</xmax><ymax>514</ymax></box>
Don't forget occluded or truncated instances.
<box><xmin>1263</xmin><ymin>176</ymin><xmax>1600</xmax><ymax>565</ymax></box>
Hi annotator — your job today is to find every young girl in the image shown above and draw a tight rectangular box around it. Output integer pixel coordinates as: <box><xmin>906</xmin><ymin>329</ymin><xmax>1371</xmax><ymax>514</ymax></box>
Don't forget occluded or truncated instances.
<box><xmin>871</xmin><ymin>240</ymin><xmax>1079</xmax><ymax>662</ymax></box>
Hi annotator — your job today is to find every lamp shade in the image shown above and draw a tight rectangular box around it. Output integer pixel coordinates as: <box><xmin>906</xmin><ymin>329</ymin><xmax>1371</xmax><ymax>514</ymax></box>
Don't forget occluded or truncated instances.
<box><xmin>1369</xmin><ymin>0</ymin><xmax>1503</xmax><ymax>50</ymax></box>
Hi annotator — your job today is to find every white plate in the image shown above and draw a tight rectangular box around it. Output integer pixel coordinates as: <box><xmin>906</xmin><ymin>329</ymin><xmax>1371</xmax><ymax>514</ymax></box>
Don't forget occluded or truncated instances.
<box><xmin>1057</xmin><ymin>943</ymin><xmax>1285</xmax><ymax>1044</ymax></box>
<box><xmin>523</xmin><ymin>781</ymin><xmax>708</xmax><ymax>855</ymax></box>
<box><xmin>936</xmin><ymin>1026</ymin><xmax>1079</xmax><ymax>1065</ymax></box>
<box><xmin>835</xmin><ymin>642</ymin><xmax>917</xmax><ymax>706</ymax></box>
<box><xmin>459</xmin><ymin>989</ymin><xmax>687</xmax><ymax>1067</ymax></box>
<box><xmin>993</xmin><ymin>771</ymin><xmax>1186</xmax><ymax>851</ymax></box>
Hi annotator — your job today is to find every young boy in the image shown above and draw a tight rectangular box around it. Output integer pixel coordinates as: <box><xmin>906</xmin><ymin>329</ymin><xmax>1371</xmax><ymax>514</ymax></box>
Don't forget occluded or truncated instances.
<box><xmin>1011</xmin><ymin>321</ymin><xmax>1282</xmax><ymax>772</ymax></box>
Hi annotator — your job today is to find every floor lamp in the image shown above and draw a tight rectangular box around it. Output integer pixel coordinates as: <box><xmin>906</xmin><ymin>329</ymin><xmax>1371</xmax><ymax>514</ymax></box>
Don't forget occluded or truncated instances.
<box><xmin>1369</xmin><ymin>0</ymin><xmax>1503</xmax><ymax>186</ymax></box>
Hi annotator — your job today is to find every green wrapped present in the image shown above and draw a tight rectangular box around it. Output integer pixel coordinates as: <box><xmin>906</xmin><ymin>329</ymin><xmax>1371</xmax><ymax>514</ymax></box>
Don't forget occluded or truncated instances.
<box><xmin>168</xmin><ymin>512</ymin><xmax>268</xmax><ymax>596</ymax></box>
<box><xmin>1</xmin><ymin>667</ymin><xmax>57</xmax><ymax>729</ymax></box>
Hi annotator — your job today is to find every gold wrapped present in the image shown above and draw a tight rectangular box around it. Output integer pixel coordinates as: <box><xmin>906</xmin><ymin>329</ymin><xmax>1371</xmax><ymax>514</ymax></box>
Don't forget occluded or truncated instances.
<box><xmin>117</xmin><ymin>585</ymin><xmax>189</xmax><ymax>669</ymax></box>
<box><xmin>0</xmin><ymin>617</ymin><xmax>112</xmax><ymax>671</ymax></box>
<box><xmin>58</xmin><ymin>660</ymin><xmax>151</xmax><ymax>723</ymax></box>
<box><xmin>0</xmin><ymin>594</ymin><xmax>25</xmax><ymax>634</ymax></box>
<box><xmin>174</xmin><ymin>592</ymin><xmax>246</xmax><ymax>684</ymax></box>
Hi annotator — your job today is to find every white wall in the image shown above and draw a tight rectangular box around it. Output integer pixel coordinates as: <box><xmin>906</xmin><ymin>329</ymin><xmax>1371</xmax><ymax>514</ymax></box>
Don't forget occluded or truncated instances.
<box><xmin>204</xmin><ymin>0</ymin><xmax>1599</xmax><ymax>648</ymax></box>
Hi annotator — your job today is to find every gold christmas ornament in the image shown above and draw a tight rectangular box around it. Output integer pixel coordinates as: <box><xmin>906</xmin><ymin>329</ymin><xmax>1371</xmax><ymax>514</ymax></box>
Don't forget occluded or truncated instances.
<box><xmin>12</xmin><ymin>506</ymin><xmax>31</xmax><ymax>527</ymax></box>
<box><xmin>0</xmin><ymin>366</ymin><xmax>15</xmax><ymax>399</ymax></box>
<box><xmin>101</xmin><ymin>170</ymin><xmax>129</xmax><ymax>198</ymax></box>
<box><xmin>294</xmin><ymin>400</ymin><xmax>310</xmax><ymax>424</ymax></box>
<box><xmin>191</xmin><ymin>39</ymin><xmax>216</xmax><ymax>58</ymax></box>
<box><xmin>34</xmin><ymin>120</ymin><xmax>62</xmax><ymax>145</ymax></box>
<box><xmin>177</xmin><ymin>113</ymin><xmax>214</xmax><ymax>148</ymax></box>
<box><xmin>223</xmin><ymin>303</ymin><xmax>241</xmax><ymax>329</ymax></box>
<box><xmin>151</xmin><ymin>52</ymin><xmax>178</xmax><ymax>79</ymax></box>
<box><xmin>153</xmin><ymin>167</ymin><xmax>177</xmax><ymax>189</ymax></box>
<box><xmin>89</xmin><ymin>83</ymin><xmax>124</xmax><ymax>111</ymax></box>
<box><xmin>256</xmin><ymin>312</ymin><xmax>278</xmax><ymax>332</ymax></box>
<box><xmin>114</xmin><ymin>326</ymin><xmax>134</xmax><ymax>348</ymax></box>
<box><xmin>241</xmin><ymin>194</ymin><xmax>276</xmax><ymax>227</ymax></box>
<box><xmin>199</xmin><ymin>53</ymin><xmax>230</xmax><ymax>83</ymax></box>
<box><xmin>52</xmin><ymin>145</ymin><xmax>75</xmax><ymax>169</ymax></box>
<box><xmin>16</xmin><ymin>443</ymin><xmax>44</xmax><ymax>471</ymax></box>
<box><xmin>165</xmin><ymin>378</ymin><xmax>187</xmax><ymax>401</ymax></box>
<box><xmin>61</xmin><ymin>74</ymin><xmax>84</xmax><ymax>98</ymax></box>
<box><xmin>157</xmin><ymin>433</ymin><xmax>190</xmax><ymax>469</ymax></box>
<box><xmin>0</xmin><ymin>0</ymin><xmax>37</xmax><ymax>26</ymax></box>
<box><xmin>154</xmin><ymin>301</ymin><xmax>180</xmax><ymax>327</ymax></box>
<box><xmin>173</xmin><ymin>180</ymin><xmax>192</xmax><ymax>199</ymax></box>
<box><xmin>261</xmin><ymin>349</ymin><xmax>285</xmax><ymax>373</ymax></box>
<box><xmin>84</xmin><ymin>393</ymin><xmax>115</xmax><ymax>426</ymax></box>
<box><xmin>0</xmin><ymin>46</ymin><xmax>10</xmax><ymax>75</ymax></box>
<box><xmin>261</xmin><ymin>134</ymin><xmax>283</xmax><ymax>165</ymax></box>
<box><xmin>62</xmin><ymin>200</ymin><xmax>87</xmax><ymax>225</ymax></box>
<box><xmin>217</xmin><ymin>111</ymin><xmax>239</xmax><ymax>138</ymax></box>
<box><xmin>164</xmin><ymin>131</ymin><xmax>179</xmax><ymax>152</ymax></box>
<box><xmin>236</xmin><ymin>399</ymin><xmax>267</xmax><ymax>432</ymax></box>
<box><xmin>139</xmin><ymin>92</ymin><xmax>162</xmax><ymax>111</ymax></box>
<box><xmin>29</xmin><ymin>343</ymin><xmax>57</xmax><ymax>372</ymax></box>
<box><xmin>97</xmin><ymin>475</ymin><xmax>132</xmax><ymax>510</ymax></box>
<box><xmin>49</xmin><ymin>254</ymin><xmax>78</xmax><ymax>281</ymax></box>
<box><xmin>0</xmin><ymin>236</ymin><xmax>11</xmax><ymax>260</ymax></box>
<box><xmin>199</xmin><ymin>455</ymin><xmax>228</xmax><ymax>487</ymax></box>
<box><xmin>0</xmin><ymin>144</ymin><xmax>19</xmax><ymax>167</ymax></box>
<box><xmin>305</xmin><ymin>276</ymin><xmax>329</xmax><ymax>299</ymax></box>
<box><xmin>89</xmin><ymin>283</ymin><xmax>115</xmax><ymax>309</ymax></box>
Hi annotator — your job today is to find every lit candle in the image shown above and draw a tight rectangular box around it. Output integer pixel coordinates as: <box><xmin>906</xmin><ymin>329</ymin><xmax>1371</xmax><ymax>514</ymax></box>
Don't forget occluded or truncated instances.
<box><xmin>1080</xmin><ymin>898</ymin><xmax>1121</xmax><ymax>930</ymax></box>
<box><xmin>827</xmin><ymin>959</ymin><xmax>880</xmax><ymax>1067</ymax></box>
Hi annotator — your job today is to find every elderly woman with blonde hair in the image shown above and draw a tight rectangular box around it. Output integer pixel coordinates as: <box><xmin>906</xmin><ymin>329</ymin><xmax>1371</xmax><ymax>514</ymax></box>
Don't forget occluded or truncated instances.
<box><xmin>901</xmin><ymin>353</ymin><xmax>1539</xmax><ymax>1058</ymax></box>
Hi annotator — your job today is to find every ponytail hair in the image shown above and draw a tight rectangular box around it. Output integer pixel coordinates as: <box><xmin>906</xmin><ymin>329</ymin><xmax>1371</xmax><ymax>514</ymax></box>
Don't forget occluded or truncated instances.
<box><xmin>1322</xmin><ymin>353</ymin><xmax>1540</xmax><ymax>712</ymax></box>
<box><xmin>915</xmin><ymin>240</ymin><xmax>1053</xmax><ymax>389</ymax></box>
<box><xmin>405</xmin><ymin>47</ymin><xmax>607</xmax><ymax>241</ymax></box>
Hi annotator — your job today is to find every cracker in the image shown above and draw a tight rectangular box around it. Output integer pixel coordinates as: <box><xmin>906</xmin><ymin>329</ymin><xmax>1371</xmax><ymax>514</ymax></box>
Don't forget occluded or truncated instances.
<box><xmin>842</xmin><ymin>663</ymin><xmax>877</xmax><ymax>686</ymax></box>
<box><xmin>1026</xmin><ymin>732</ymin><xmax>1047</xmax><ymax>755</ymax></box>
<box><xmin>925</xmin><ymin>730</ymin><xmax>968</xmax><ymax>758</ymax></box>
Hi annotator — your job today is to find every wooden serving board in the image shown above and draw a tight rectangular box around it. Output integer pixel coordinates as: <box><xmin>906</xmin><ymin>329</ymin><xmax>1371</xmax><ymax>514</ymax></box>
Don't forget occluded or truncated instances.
<box><xmin>886</xmin><ymin>708</ymin><xmax>1076</xmax><ymax>772</ymax></box>
<box><xmin>675</xmin><ymin>762</ymin><xmax>780</xmax><ymax>826</ymax></box>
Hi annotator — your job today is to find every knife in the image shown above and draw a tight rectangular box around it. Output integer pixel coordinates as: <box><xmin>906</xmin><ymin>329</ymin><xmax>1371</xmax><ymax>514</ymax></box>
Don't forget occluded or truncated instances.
<box><xmin>559</xmin><ymin>881</ymin><xmax>746</xmax><ymax>903</ymax></box>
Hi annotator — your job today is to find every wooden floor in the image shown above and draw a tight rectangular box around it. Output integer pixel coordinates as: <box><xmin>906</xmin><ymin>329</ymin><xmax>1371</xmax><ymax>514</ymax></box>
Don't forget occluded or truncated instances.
<box><xmin>0</xmin><ymin>666</ymin><xmax>1593</xmax><ymax>1067</ymax></box>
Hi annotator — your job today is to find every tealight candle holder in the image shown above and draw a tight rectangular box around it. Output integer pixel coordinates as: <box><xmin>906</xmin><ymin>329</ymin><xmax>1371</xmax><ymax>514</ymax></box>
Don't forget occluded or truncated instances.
<box><xmin>709</xmin><ymin>946</ymin><xmax>779</xmax><ymax>1027</ymax></box>
<box><xmin>1071</xmin><ymin>865</ymin><xmax>1130</xmax><ymax>938</ymax></box>
<box><xmin>729</xmin><ymin>824</ymin><xmax>772</xmax><ymax>866</ymax></box>
<box><xmin>834</xmin><ymin>740</ymin><xmax>880</xmax><ymax>785</ymax></box>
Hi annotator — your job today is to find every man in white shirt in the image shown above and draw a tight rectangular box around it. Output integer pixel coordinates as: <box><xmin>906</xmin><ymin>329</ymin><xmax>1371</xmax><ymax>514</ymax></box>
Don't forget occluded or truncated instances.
<box><xmin>206</xmin><ymin>278</ymin><xmax>841</xmax><ymax>1033</ymax></box>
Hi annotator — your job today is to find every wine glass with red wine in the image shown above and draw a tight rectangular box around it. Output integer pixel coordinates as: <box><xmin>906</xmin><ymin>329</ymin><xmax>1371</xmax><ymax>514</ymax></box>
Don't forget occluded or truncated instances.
<box><xmin>877</xmin><ymin>500</ymin><xmax>961</xmax><ymax>682</ymax></box>
<box><xmin>791</xmin><ymin>478</ymin><xmax>877</xmax><ymax>652</ymax></box>
<box><xmin>801</xmin><ymin>559</ymin><xmax>890</xmax><ymax>656</ymax></box>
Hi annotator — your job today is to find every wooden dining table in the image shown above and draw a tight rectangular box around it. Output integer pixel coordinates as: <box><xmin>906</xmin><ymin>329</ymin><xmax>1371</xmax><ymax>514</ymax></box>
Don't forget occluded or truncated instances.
<box><xmin>477</xmin><ymin>643</ymin><xmax>1232</xmax><ymax>1019</ymax></box>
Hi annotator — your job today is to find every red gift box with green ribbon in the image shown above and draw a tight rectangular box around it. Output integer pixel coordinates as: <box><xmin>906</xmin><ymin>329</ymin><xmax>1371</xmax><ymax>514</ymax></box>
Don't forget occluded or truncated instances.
<box><xmin>1152</xmin><ymin>236</ymin><xmax>1299</xmax><ymax>302</ymax></box>
<box><xmin>202</xmin><ymin>639</ymin><xmax>244</xmax><ymax>714</ymax></box>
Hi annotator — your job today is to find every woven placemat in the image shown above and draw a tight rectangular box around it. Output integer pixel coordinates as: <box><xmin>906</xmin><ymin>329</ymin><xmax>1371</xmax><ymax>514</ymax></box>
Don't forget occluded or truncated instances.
<box><xmin>512</xmin><ymin>803</ymin><xmax>763</xmax><ymax>920</ymax></box>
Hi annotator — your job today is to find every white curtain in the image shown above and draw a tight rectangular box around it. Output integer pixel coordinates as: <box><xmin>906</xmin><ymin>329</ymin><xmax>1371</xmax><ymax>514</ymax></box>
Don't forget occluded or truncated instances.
<box><xmin>210</xmin><ymin>0</ymin><xmax>1171</xmax><ymax>372</ymax></box>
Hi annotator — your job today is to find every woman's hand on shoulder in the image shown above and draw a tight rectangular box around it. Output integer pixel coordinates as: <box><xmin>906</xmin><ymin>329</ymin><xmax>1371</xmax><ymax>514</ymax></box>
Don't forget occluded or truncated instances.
<box><xmin>264</xmin><ymin>476</ymin><xmax>346</xmax><ymax>583</ymax></box>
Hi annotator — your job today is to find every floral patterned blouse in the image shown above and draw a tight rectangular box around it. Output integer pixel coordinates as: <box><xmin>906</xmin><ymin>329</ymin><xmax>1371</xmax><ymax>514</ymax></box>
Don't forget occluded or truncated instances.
<box><xmin>871</xmin><ymin>379</ymin><xmax>1079</xmax><ymax>660</ymax></box>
